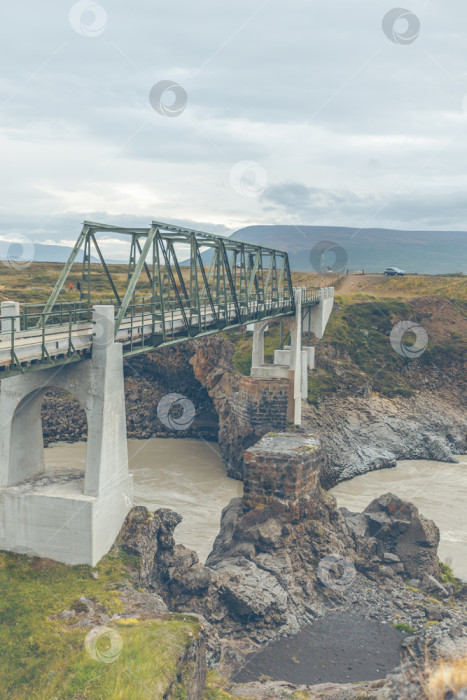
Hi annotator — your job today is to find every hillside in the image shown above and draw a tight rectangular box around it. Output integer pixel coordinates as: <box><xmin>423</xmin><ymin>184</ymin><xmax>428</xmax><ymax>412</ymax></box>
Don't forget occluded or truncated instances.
<box><xmin>232</xmin><ymin>225</ymin><xmax>467</xmax><ymax>275</ymax></box>
<box><xmin>0</xmin><ymin>241</ymin><xmax>101</xmax><ymax>265</ymax></box>
<box><xmin>226</xmin><ymin>272</ymin><xmax>467</xmax><ymax>401</ymax></box>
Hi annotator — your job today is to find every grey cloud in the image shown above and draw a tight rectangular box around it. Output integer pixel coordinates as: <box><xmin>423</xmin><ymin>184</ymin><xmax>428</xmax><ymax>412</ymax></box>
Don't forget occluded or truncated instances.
<box><xmin>261</xmin><ymin>181</ymin><xmax>467</xmax><ymax>230</ymax></box>
<box><xmin>1</xmin><ymin>1</ymin><xmax>467</xmax><ymax>237</ymax></box>
<box><xmin>0</xmin><ymin>212</ymin><xmax>230</xmax><ymax>246</ymax></box>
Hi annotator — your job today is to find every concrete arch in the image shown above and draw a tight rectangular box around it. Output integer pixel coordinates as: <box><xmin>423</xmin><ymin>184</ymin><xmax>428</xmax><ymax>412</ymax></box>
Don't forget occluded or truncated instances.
<box><xmin>0</xmin><ymin>306</ymin><xmax>133</xmax><ymax>565</ymax></box>
<box><xmin>1</xmin><ymin>360</ymin><xmax>93</xmax><ymax>489</ymax></box>
<box><xmin>10</xmin><ymin>383</ymin><xmax>88</xmax><ymax>486</ymax></box>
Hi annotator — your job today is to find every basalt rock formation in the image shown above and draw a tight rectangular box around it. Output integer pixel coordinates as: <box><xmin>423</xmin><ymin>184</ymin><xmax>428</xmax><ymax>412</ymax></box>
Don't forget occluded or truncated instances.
<box><xmin>120</xmin><ymin>433</ymin><xmax>452</xmax><ymax>647</ymax></box>
<box><xmin>41</xmin><ymin>342</ymin><xmax>219</xmax><ymax>445</ymax></box>
<box><xmin>190</xmin><ymin>336</ymin><xmax>264</xmax><ymax>479</ymax></box>
<box><xmin>303</xmin><ymin>387</ymin><xmax>467</xmax><ymax>488</ymax></box>
<box><xmin>40</xmin><ymin>332</ymin><xmax>466</xmax><ymax>490</ymax></box>
<box><xmin>189</xmin><ymin>335</ymin><xmax>467</xmax><ymax>486</ymax></box>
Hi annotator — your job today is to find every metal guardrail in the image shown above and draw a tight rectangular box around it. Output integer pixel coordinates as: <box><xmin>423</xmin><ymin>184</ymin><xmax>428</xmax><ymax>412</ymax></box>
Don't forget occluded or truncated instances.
<box><xmin>301</xmin><ymin>287</ymin><xmax>321</xmax><ymax>306</ymax></box>
<box><xmin>0</xmin><ymin>308</ymin><xmax>92</xmax><ymax>374</ymax></box>
<box><xmin>0</xmin><ymin>286</ymin><xmax>321</xmax><ymax>375</ymax></box>
<box><xmin>20</xmin><ymin>303</ymin><xmax>93</xmax><ymax>330</ymax></box>
<box><xmin>115</xmin><ymin>291</ymin><xmax>296</xmax><ymax>355</ymax></box>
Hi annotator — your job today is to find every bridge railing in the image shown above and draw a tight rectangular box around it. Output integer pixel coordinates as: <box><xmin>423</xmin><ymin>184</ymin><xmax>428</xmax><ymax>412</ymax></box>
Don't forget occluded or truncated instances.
<box><xmin>301</xmin><ymin>287</ymin><xmax>321</xmax><ymax>306</ymax></box>
<box><xmin>0</xmin><ymin>308</ymin><xmax>92</xmax><ymax>372</ymax></box>
<box><xmin>117</xmin><ymin>290</ymin><xmax>296</xmax><ymax>350</ymax></box>
<box><xmin>1</xmin><ymin>285</ymin><xmax>320</xmax><ymax>372</ymax></box>
<box><xmin>20</xmin><ymin>303</ymin><xmax>93</xmax><ymax>330</ymax></box>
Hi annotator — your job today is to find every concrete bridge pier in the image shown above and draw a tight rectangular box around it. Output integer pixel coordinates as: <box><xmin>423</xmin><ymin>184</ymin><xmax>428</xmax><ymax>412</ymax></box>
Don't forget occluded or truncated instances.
<box><xmin>250</xmin><ymin>287</ymin><xmax>334</xmax><ymax>427</ymax></box>
<box><xmin>0</xmin><ymin>305</ymin><xmax>133</xmax><ymax>566</ymax></box>
<box><xmin>0</xmin><ymin>301</ymin><xmax>20</xmax><ymax>333</ymax></box>
<box><xmin>250</xmin><ymin>288</ymin><xmax>305</xmax><ymax>426</ymax></box>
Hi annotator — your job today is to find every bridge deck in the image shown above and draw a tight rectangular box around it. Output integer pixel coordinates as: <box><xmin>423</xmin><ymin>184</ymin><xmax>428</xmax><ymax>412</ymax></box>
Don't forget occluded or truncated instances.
<box><xmin>0</xmin><ymin>292</ymin><xmax>319</xmax><ymax>376</ymax></box>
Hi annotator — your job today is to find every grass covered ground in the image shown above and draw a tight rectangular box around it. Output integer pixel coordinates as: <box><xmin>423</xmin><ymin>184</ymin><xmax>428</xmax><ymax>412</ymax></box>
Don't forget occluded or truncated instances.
<box><xmin>1</xmin><ymin>261</ymin><xmax>463</xmax><ymax>404</ymax></box>
<box><xmin>223</xmin><ymin>273</ymin><xmax>467</xmax><ymax>405</ymax></box>
<box><xmin>0</xmin><ymin>548</ymin><xmax>203</xmax><ymax>699</ymax></box>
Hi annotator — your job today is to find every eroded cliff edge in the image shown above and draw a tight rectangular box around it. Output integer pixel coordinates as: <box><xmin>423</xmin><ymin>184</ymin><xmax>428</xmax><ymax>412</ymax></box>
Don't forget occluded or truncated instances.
<box><xmin>40</xmin><ymin>332</ymin><xmax>466</xmax><ymax>486</ymax></box>
<box><xmin>188</xmin><ymin>335</ymin><xmax>467</xmax><ymax>485</ymax></box>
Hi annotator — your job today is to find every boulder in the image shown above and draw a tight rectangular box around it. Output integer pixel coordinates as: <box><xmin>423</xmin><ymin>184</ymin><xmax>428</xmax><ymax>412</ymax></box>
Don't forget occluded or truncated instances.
<box><xmin>120</xmin><ymin>506</ymin><xmax>161</xmax><ymax>586</ymax></box>
<box><xmin>421</xmin><ymin>573</ymin><xmax>455</xmax><ymax>599</ymax></box>
<box><xmin>363</xmin><ymin>493</ymin><xmax>440</xmax><ymax>579</ymax></box>
<box><xmin>214</xmin><ymin>557</ymin><xmax>288</xmax><ymax>622</ymax></box>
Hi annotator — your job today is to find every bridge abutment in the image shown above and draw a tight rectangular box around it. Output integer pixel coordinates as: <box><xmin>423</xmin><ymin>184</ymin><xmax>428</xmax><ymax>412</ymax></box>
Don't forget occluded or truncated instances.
<box><xmin>0</xmin><ymin>305</ymin><xmax>133</xmax><ymax>566</ymax></box>
<box><xmin>302</xmin><ymin>287</ymin><xmax>334</xmax><ymax>339</ymax></box>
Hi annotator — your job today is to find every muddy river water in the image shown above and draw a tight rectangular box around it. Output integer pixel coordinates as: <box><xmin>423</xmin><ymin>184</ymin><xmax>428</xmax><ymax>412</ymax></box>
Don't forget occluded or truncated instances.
<box><xmin>45</xmin><ymin>441</ymin><xmax>466</xmax><ymax>577</ymax></box>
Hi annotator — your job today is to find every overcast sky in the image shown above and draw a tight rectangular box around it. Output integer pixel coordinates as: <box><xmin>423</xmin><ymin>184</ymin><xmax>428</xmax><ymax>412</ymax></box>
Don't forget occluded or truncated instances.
<box><xmin>1</xmin><ymin>0</ymin><xmax>467</xmax><ymax>258</ymax></box>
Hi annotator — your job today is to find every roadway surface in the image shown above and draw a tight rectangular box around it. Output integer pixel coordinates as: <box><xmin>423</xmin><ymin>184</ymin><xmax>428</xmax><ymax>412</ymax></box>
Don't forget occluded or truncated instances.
<box><xmin>0</xmin><ymin>299</ymin><xmax>297</xmax><ymax>371</ymax></box>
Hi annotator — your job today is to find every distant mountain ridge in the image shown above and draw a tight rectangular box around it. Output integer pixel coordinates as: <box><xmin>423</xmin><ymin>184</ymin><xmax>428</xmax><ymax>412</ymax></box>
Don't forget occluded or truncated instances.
<box><xmin>0</xmin><ymin>242</ymin><xmax>100</xmax><ymax>265</ymax></box>
<box><xmin>2</xmin><ymin>226</ymin><xmax>465</xmax><ymax>274</ymax></box>
<box><xmin>231</xmin><ymin>225</ymin><xmax>467</xmax><ymax>274</ymax></box>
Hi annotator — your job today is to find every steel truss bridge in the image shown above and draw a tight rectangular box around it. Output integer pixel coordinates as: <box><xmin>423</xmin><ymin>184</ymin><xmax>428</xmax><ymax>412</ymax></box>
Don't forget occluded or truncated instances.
<box><xmin>0</xmin><ymin>221</ymin><xmax>320</xmax><ymax>377</ymax></box>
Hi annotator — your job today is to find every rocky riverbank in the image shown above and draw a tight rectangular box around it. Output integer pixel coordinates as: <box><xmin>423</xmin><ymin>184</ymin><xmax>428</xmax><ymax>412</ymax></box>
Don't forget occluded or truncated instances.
<box><xmin>303</xmin><ymin>387</ymin><xmax>467</xmax><ymax>488</ymax></box>
<box><xmin>188</xmin><ymin>335</ymin><xmax>467</xmax><ymax>486</ymax></box>
<box><xmin>41</xmin><ymin>343</ymin><xmax>219</xmax><ymax>446</ymax></box>
<box><xmin>118</xmin><ymin>432</ymin><xmax>467</xmax><ymax>698</ymax></box>
<box><xmin>34</xmin><ymin>330</ymin><xmax>467</xmax><ymax>698</ymax></box>
<box><xmin>40</xmin><ymin>332</ymin><xmax>466</xmax><ymax>491</ymax></box>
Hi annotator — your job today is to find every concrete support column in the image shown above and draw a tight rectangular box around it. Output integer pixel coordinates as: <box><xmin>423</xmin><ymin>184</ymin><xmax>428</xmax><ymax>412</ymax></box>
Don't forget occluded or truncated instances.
<box><xmin>0</xmin><ymin>385</ymin><xmax>46</xmax><ymax>487</ymax></box>
<box><xmin>251</xmin><ymin>320</ymin><xmax>269</xmax><ymax>370</ymax></box>
<box><xmin>289</xmin><ymin>288</ymin><xmax>303</xmax><ymax>426</ymax></box>
<box><xmin>301</xmin><ymin>349</ymin><xmax>308</xmax><ymax>399</ymax></box>
<box><xmin>84</xmin><ymin>305</ymin><xmax>129</xmax><ymax>497</ymax></box>
<box><xmin>303</xmin><ymin>346</ymin><xmax>315</xmax><ymax>370</ymax></box>
<box><xmin>305</xmin><ymin>286</ymin><xmax>334</xmax><ymax>339</ymax></box>
<box><xmin>273</xmin><ymin>348</ymin><xmax>290</xmax><ymax>365</ymax></box>
<box><xmin>0</xmin><ymin>301</ymin><xmax>20</xmax><ymax>333</ymax></box>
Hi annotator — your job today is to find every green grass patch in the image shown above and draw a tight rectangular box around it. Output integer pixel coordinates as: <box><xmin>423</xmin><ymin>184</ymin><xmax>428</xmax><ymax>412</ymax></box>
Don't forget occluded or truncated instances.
<box><xmin>439</xmin><ymin>561</ymin><xmax>462</xmax><ymax>594</ymax></box>
<box><xmin>204</xmin><ymin>670</ymin><xmax>234</xmax><ymax>699</ymax></box>
<box><xmin>307</xmin><ymin>370</ymin><xmax>339</xmax><ymax>406</ymax></box>
<box><xmin>393</xmin><ymin>623</ymin><xmax>416</xmax><ymax>634</ymax></box>
<box><xmin>0</xmin><ymin>550</ymin><xmax>200</xmax><ymax>699</ymax></box>
<box><xmin>224</xmin><ymin>323</ymin><xmax>286</xmax><ymax>376</ymax></box>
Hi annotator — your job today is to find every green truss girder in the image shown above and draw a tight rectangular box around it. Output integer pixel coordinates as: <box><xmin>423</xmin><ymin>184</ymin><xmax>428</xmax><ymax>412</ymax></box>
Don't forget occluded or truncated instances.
<box><xmin>4</xmin><ymin>219</ymin><xmax>308</xmax><ymax>373</ymax></box>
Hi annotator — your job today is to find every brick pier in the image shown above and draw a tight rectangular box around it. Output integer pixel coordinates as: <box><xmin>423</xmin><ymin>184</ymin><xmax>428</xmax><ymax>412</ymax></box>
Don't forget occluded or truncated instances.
<box><xmin>232</xmin><ymin>376</ymin><xmax>289</xmax><ymax>433</ymax></box>
<box><xmin>242</xmin><ymin>433</ymin><xmax>325</xmax><ymax>516</ymax></box>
